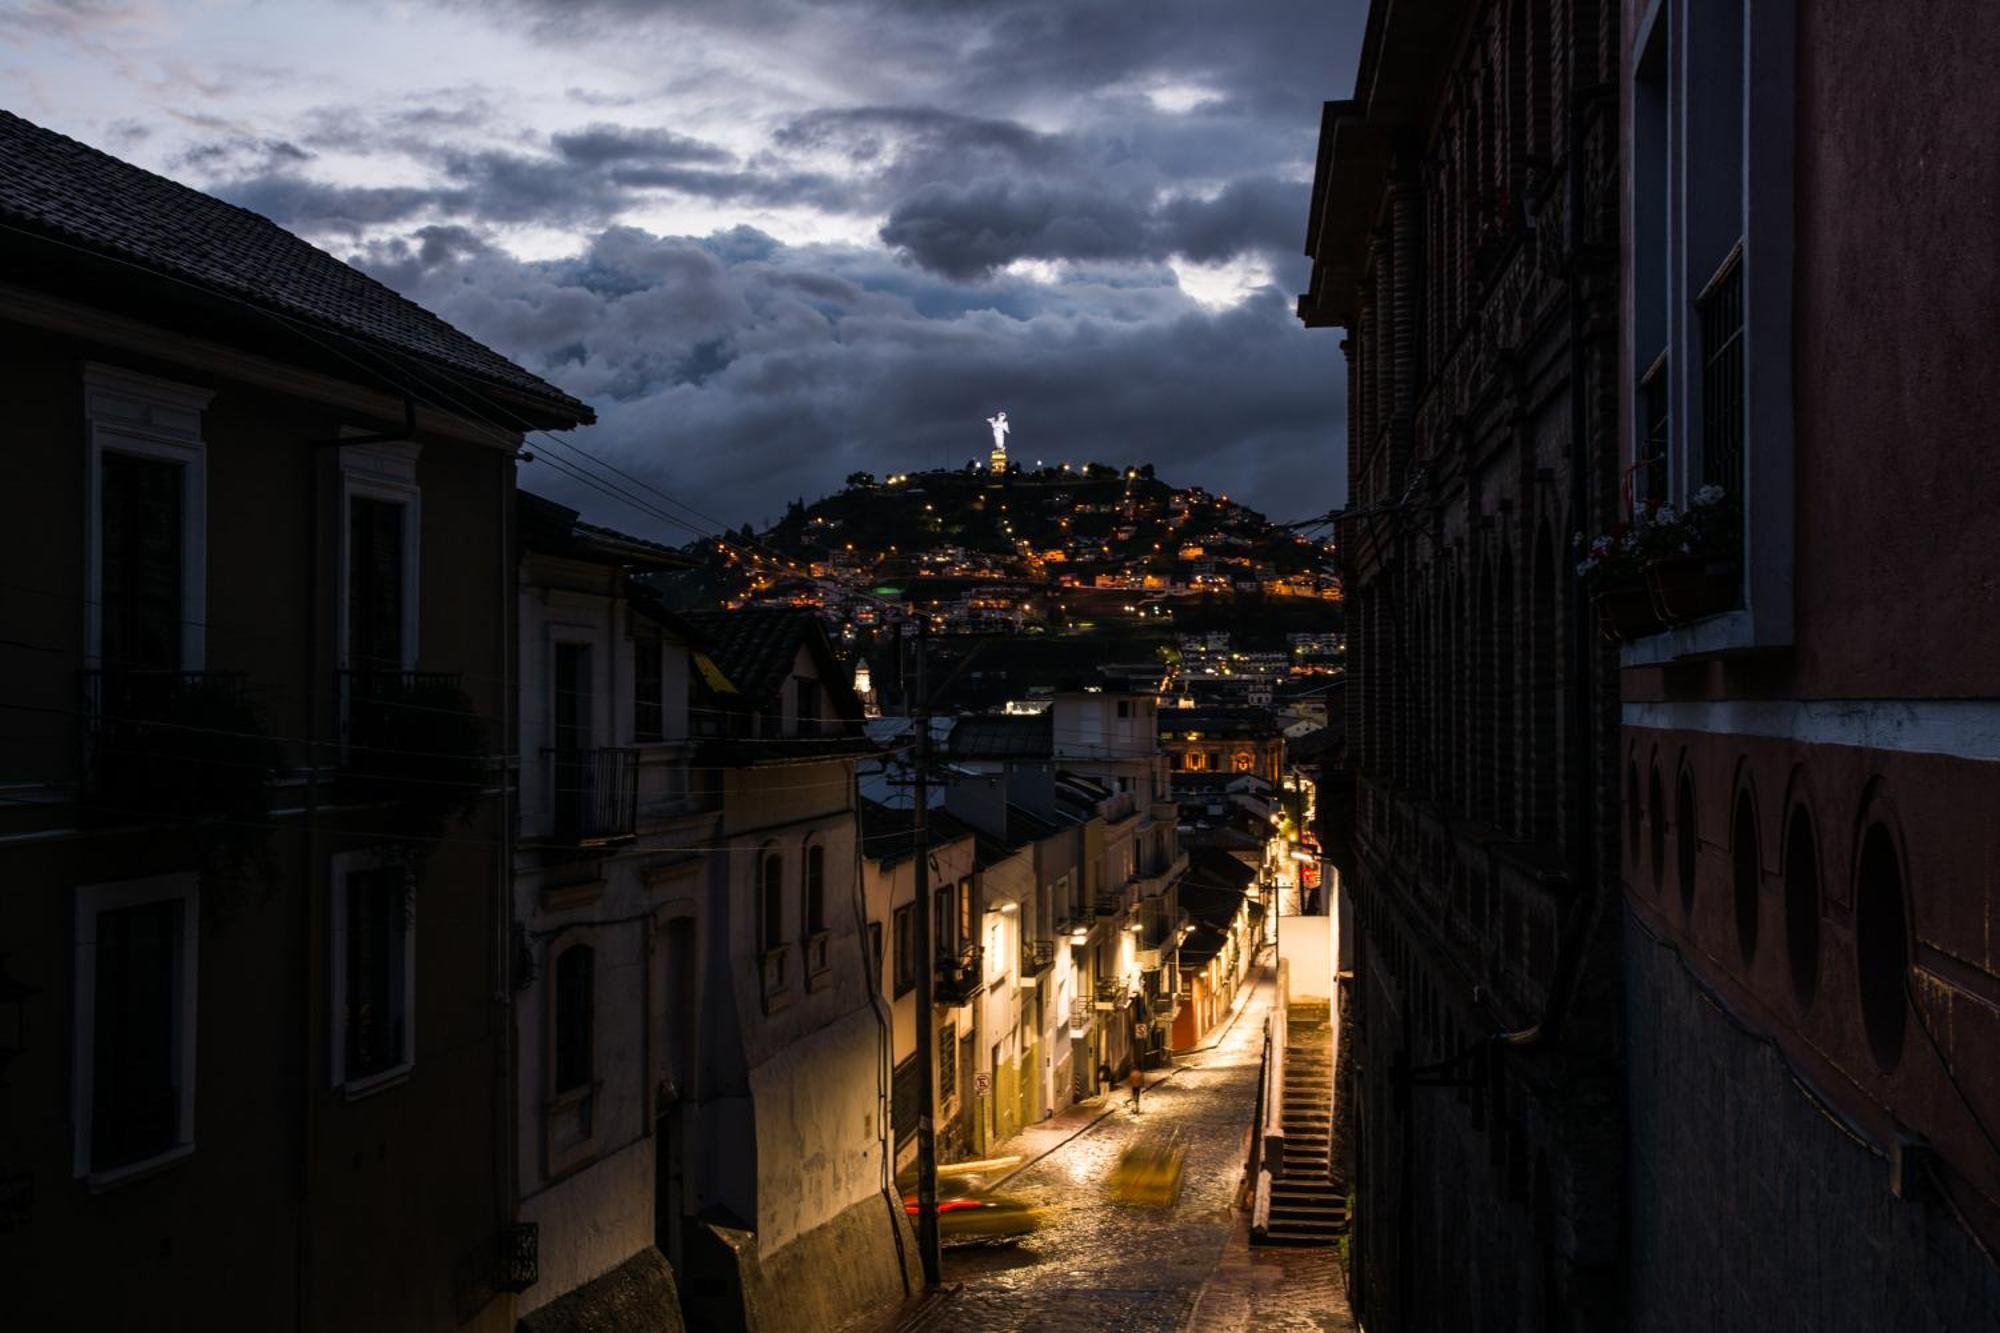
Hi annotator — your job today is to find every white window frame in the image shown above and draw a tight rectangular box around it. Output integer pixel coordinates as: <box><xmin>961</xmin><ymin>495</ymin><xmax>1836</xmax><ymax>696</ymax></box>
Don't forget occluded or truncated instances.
<box><xmin>1622</xmin><ymin>0</ymin><xmax>1797</xmax><ymax>664</ymax></box>
<box><xmin>337</xmin><ymin>439</ymin><xmax>422</xmax><ymax>672</ymax></box>
<box><xmin>330</xmin><ymin>848</ymin><xmax>416</xmax><ymax>1098</ymax></box>
<box><xmin>72</xmin><ymin>872</ymin><xmax>200</xmax><ymax>1188</ymax></box>
<box><xmin>83</xmin><ymin>365</ymin><xmax>212</xmax><ymax>672</ymax></box>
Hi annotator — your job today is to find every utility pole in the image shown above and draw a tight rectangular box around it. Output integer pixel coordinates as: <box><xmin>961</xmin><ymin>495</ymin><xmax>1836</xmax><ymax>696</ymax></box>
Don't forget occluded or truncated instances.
<box><xmin>908</xmin><ymin>614</ymin><xmax>943</xmax><ymax>1286</ymax></box>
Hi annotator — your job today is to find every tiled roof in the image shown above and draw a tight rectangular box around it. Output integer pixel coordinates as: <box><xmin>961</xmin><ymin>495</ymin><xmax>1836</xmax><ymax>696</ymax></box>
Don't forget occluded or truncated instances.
<box><xmin>859</xmin><ymin>800</ymin><xmax>978</xmax><ymax>868</ymax></box>
<box><xmin>947</xmin><ymin>713</ymin><xmax>1052</xmax><ymax>760</ymax></box>
<box><xmin>1188</xmin><ymin>845</ymin><xmax>1258</xmax><ymax>890</ymax></box>
<box><xmin>519</xmin><ymin>488</ymin><xmax>690</xmax><ymax>569</ymax></box>
<box><xmin>0</xmin><ymin>110</ymin><xmax>591</xmax><ymax>427</ymax></box>
<box><xmin>679</xmin><ymin>608</ymin><xmax>819</xmax><ymax>707</ymax></box>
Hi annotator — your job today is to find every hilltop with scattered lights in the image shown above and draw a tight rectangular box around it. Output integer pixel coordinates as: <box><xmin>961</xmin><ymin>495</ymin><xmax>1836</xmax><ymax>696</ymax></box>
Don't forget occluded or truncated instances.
<box><xmin>666</xmin><ymin>461</ymin><xmax>1341</xmax><ymax>644</ymax></box>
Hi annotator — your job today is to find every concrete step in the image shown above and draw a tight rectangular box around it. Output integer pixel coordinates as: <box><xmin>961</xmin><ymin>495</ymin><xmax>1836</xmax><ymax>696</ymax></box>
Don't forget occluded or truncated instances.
<box><xmin>1273</xmin><ymin>1196</ymin><xmax>1341</xmax><ymax>1211</ymax></box>
<box><xmin>1271</xmin><ymin>1184</ymin><xmax>1342</xmax><ymax>1201</ymax></box>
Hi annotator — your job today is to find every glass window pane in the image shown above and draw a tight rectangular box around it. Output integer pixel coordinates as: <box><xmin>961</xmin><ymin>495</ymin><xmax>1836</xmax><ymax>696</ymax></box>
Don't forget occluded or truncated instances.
<box><xmin>345</xmin><ymin>866</ymin><xmax>406</xmax><ymax>1079</ymax></box>
<box><xmin>348</xmin><ymin>497</ymin><xmax>405</xmax><ymax>671</ymax></box>
<box><xmin>101</xmin><ymin>452</ymin><xmax>183</xmax><ymax>671</ymax></box>
<box><xmin>92</xmin><ymin>898</ymin><xmax>181</xmax><ymax>1168</ymax></box>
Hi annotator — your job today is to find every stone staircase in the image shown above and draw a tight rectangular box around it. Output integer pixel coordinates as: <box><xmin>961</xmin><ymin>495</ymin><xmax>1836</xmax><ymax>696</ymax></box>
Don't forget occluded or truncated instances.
<box><xmin>1257</xmin><ymin>999</ymin><xmax>1348</xmax><ymax>1247</ymax></box>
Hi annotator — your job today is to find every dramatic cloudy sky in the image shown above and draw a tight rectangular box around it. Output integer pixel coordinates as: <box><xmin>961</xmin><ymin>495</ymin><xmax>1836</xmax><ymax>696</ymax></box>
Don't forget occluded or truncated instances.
<box><xmin>4</xmin><ymin>0</ymin><xmax>1361</xmax><ymax>538</ymax></box>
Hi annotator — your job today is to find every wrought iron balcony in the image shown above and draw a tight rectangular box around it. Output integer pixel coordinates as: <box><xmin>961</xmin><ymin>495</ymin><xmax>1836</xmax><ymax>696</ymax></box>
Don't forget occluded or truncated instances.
<box><xmin>335</xmin><ymin>670</ymin><xmax>487</xmax><ymax>833</ymax></box>
<box><xmin>1021</xmin><ymin>939</ymin><xmax>1056</xmax><ymax>977</ymax></box>
<box><xmin>79</xmin><ymin>668</ymin><xmax>277</xmax><ymax>827</ymax></box>
<box><xmin>934</xmin><ymin>943</ymin><xmax>984</xmax><ymax>1005</ymax></box>
<box><xmin>547</xmin><ymin>746</ymin><xmax>638</xmax><ymax>845</ymax></box>
<box><xmin>1094</xmin><ymin>975</ymin><xmax>1132</xmax><ymax>1008</ymax></box>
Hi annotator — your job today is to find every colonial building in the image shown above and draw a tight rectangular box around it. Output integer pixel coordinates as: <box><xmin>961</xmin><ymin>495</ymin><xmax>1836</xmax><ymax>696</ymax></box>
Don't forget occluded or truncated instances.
<box><xmin>1613</xmin><ymin>1</ymin><xmax>2000</xmax><ymax>1326</ymax></box>
<box><xmin>510</xmin><ymin>492</ymin><xmax>709</xmax><ymax>1331</ymax></box>
<box><xmin>0</xmin><ymin>110</ymin><xmax>591</xmax><ymax>1329</ymax></box>
<box><xmin>672</xmin><ymin>609</ymin><xmax>919</xmax><ymax>1333</ymax></box>
<box><xmin>1159</xmin><ymin>705</ymin><xmax>1287</xmax><ymax>785</ymax></box>
<box><xmin>1299</xmin><ymin>3</ymin><xmax>1628</xmax><ymax>1328</ymax></box>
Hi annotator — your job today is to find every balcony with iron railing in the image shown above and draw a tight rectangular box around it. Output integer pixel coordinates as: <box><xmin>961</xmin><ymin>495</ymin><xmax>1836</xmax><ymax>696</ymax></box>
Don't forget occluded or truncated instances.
<box><xmin>336</xmin><ymin>669</ymin><xmax>488</xmax><ymax>835</ymax></box>
<box><xmin>934</xmin><ymin>943</ymin><xmax>984</xmax><ymax>1006</ymax></box>
<box><xmin>80</xmin><ymin>668</ymin><xmax>279</xmax><ymax>835</ymax></box>
<box><xmin>1021</xmin><ymin>938</ymin><xmax>1056</xmax><ymax>978</ymax></box>
<box><xmin>546</xmin><ymin>746</ymin><xmax>638</xmax><ymax>846</ymax></box>
<box><xmin>1094</xmin><ymin>974</ymin><xmax>1133</xmax><ymax>1009</ymax></box>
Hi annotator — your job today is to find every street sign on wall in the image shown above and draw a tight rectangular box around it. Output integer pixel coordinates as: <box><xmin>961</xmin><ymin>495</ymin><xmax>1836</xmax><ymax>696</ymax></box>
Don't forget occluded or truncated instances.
<box><xmin>974</xmin><ymin>1071</ymin><xmax>992</xmax><ymax>1095</ymax></box>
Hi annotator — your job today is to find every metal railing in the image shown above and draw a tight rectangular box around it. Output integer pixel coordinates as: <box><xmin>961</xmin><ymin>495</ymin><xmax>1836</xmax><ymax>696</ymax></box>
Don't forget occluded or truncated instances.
<box><xmin>79</xmin><ymin>668</ymin><xmax>264</xmax><ymax>805</ymax></box>
<box><xmin>337</xmin><ymin>669</ymin><xmax>467</xmax><ymax>746</ymax></box>
<box><xmin>547</xmin><ymin>746</ymin><xmax>638</xmax><ymax>844</ymax></box>
<box><xmin>1021</xmin><ymin>939</ymin><xmax>1056</xmax><ymax>977</ymax></box>
<box><xmin>934</xmin><ymin>943</ymin><xmax>984</xmax><ymax>1005</ymax></box>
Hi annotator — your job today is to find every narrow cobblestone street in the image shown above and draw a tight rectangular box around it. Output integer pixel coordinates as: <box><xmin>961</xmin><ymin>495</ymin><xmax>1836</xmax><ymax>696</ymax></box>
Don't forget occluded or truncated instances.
<box><xmin>866</xmin><ymin>960</ymin><xmax>1355</xmax><ymax>1332</ymax></box>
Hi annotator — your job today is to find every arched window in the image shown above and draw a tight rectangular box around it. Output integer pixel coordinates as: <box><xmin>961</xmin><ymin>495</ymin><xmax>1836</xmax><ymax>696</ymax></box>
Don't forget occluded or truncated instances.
<box><xmin>760</xmin><ymin>848</ymin><xmax>785</xmax><ymax>953</ymax></box>
<box><xmin>1676</xmin><ymin>765</ymin><xmax>1698</xmax><ymax>916</ymax></box>
<box><xmin>1233</xmin><ymin>751</ymin><xmax>1253</xmax><ymax>773</ymax></box>
<box><xmin>1783</xmin><ymin>801</ymin><xmax>1821</xmax><ymax>1008</ymax></box>
<box><xmin>802</xmin><ymin>841</ymin><xmax>827</xmax><ymax>939</ymax></box>
<box><xmin>1855</xmin><ymin>822</ymin><xmax>1910</xmax><ymax>1071</ymax></box>
<box><xmin>1731</xmin><ymin>783</ymin><xmax>1759</xmax><ymax>964</ymax></box>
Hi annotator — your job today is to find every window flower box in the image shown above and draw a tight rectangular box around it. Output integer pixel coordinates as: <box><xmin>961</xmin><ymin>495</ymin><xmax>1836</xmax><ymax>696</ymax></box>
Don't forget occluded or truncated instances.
<box><xmin>1645</xmin><ymin>555</ymin><xmax>1740</xmax><ymax>624</ymax></box>
<box><xmin>1593</xmin><ymin>582</ymin><xmax>1666</xmax><ymax>642</ymax></box>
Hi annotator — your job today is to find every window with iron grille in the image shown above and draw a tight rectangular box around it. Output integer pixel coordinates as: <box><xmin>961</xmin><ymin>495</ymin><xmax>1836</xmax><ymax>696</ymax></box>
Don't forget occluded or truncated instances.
<box><xmin>1699</xmin><ymin>252</ymin><xmax>1745</xmax><ymax>497</ymax></box>
<box><xmin>938</xmin><ymin>1022</ymin><xmax>957</xmax><ymax>1101</ymax></box>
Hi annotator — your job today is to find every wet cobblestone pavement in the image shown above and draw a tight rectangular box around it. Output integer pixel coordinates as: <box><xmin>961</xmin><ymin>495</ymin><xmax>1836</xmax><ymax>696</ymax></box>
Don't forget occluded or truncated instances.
<box><xmin>861</xmin><ymin>960</ymin><xmax>1353</xmax><ymax>1332</ymax></box>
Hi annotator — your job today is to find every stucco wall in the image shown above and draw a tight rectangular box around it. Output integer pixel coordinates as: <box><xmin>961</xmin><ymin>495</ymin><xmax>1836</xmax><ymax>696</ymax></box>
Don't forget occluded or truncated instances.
<box><xmin>750</xmin><ymin>1006</ymin><xmax>891</xmax><ymax>1254</ymax></box>
<box><xmin>1279</xmin><ymin>910</ymin><xmax>1336</xmax><ymax>1003</ymax></box>
<box><xmin>520</xmin><ymin>1138</ymin><xmax>658</xmax><ymax>1316</ymax></box>
<box><xmin>1626</xmin><ymin>909</ymin><xmax>2000</xmax><ymax>1332</ymax></box>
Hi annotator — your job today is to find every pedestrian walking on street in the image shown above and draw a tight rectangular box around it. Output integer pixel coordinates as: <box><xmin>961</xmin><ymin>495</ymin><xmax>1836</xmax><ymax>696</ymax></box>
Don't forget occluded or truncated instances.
<box><xmin>1097</xmin><ymin>1061</ymin><xmax>1113</xmax><ymax>1099</ymax></box>
<box><xmin>1128</xmin><ymin>1065</ymin><xmax>1144</xmax><ymax>1114</ymax></box>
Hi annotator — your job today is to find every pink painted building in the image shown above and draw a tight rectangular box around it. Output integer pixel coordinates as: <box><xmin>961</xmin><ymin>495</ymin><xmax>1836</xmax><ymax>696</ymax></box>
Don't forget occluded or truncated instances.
<box><xmin>1616</xmin><ymin>1</ymin><xmax>2000</xmax><ymax>1323</ymax></box>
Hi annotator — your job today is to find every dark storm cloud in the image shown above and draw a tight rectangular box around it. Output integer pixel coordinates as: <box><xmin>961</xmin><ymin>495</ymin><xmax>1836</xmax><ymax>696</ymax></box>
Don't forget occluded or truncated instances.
<box><xmin>348</xmin><ymin>223</ymin><xmax>1344</xmax><ymax>535</ymax></box>
<box><xmin>878</xmin><ymin>173</ymin><xmax>1307</xmax><ymax>279</ymax></box>
<box><xmin>879</xmin><ymin>178</ymin><xmax>1149</xmax><ymax>279</ymax></box>
<box><xmin>225</xmin><ymin>0</ymin><xmax>1361</xmax><ymax>525</ymax></box>
<box><xmin>550</xmin><ymin>123</ymin><xmax>734</xmax><ymax>167</ymax></box>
